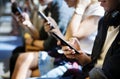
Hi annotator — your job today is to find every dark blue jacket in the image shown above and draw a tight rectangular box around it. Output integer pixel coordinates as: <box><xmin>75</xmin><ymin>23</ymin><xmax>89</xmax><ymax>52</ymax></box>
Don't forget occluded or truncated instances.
<box><xmin>83</xmin><ymin>11</ymin><xmax>120</xmax><ymax>79</ymax></box>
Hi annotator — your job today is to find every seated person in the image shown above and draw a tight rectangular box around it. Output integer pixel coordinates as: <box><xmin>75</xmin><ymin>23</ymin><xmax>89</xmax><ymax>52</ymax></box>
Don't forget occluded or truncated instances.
<box><xmin>11</xmin><ymin>0</ymin><xmax>104</xmax><ymax>79</ymax></box>
<box><xmin>46</xmin><ymin>0</ymin><xmax>120</xmax><ymax>79</ymax></box>
<box><xmin>38</xmin><ymin>0</ymin><xmax>104</xmax><ymax>78</ymax></box>
<box><xmin>10</xmin><ymin>0</ymin><xmax>74</xmax><ymax>78</ymax></box>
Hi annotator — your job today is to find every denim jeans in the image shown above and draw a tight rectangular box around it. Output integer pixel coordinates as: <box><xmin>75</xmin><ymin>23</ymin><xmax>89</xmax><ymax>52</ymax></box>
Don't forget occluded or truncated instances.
<box><xmin>38</xmin><ymin>51</ymin><xmax>55</xmax><ymax>76</ymax></box>
<box><xmin>38</xmin><ymin>51</ymin><xmax>68</xmax><ymax>78</ymax></box>
<box><xmin>38</xmin><ymin>51</ymin><xmax>82</xmax><ymax>78</ymax></box>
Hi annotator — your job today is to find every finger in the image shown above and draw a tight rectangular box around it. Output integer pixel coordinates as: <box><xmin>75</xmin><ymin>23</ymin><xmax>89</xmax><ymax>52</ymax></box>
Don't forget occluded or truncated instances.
<box><xmin>57</xmin><ymin>40</ymin><xmax>61</xmax><ymax>45</ymax></box>
<box><xmin>62</xmin><ymin>46</ymin><xmax>70</xmax><ymax>51</ymax></box>
<box><xmin>66</xmin><ymin>54</ymin><xmax>75</xmax><ymax>59</ymax></box>
<box><xmin>64</xmin><ymin>49</ymin><xmax>74</xmax><ymax>55</ymax></box>
<box><xmin>44</xmin><ymin>22</ymin><xmax>48</xmax><ymax>25</ymax></box>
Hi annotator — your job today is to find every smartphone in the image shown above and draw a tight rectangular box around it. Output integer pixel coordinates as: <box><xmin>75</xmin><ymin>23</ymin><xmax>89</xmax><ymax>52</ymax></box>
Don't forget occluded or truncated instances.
<box><xmin>11</xmin><ymin>2</ymin><xmax>22</xmax><ymax>15</ymax></box>
<box><xmin>38</xmin><ymin>11</ymin><xmax>80</xmax><ymax>54</ymax></box>
<box><xmin>38</xmin><ymin>11</ymin><xmax>54</xmax><ymax>29</ymax></box>
<box><xmin>38</xmin><ymin>11</ymin><xmax>49</xmax><ymax>22</ymax></box>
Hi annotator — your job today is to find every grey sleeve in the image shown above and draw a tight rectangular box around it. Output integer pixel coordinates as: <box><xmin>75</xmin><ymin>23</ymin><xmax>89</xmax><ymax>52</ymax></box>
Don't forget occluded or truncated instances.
<box><xmin>89</xmin><ymin>67</ymin><xmax>108</xmax><ymax>79</ymax></box>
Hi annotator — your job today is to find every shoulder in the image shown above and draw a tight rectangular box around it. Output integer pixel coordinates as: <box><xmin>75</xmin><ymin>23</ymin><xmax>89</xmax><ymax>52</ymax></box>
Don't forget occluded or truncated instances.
<box><xmin>84</xmin><ymin>2</ymin><xmax>105</xmax><ymax>17</ymax></box>
<box><xmin>52</xmin><ymin>0</ymin><xmax>63</xmax><ymax>7</ymax></box>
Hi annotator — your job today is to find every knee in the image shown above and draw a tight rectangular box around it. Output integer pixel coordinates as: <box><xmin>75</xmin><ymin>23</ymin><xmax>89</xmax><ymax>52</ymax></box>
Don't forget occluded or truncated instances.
<box><xmin>17</xmin><ymin>53</ymin><xmax>34</xmax><ymax>65</ymax></box>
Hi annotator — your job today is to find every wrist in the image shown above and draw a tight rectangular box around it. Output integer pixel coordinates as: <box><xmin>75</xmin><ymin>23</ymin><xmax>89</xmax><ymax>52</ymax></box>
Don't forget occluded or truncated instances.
<box><xmin>27</xmin><ymin>21</ymin><xmax>33</xmax><ymax>27</ymax></box>
<box><xmin>23</xmin><ymin>20</ymin><xmax>33</xmax><ymax>27</ymax></box>
<box><xmin>75</xmin><ymin>5</ymin><xmax>85</xmax><ymax>15</ymax></box>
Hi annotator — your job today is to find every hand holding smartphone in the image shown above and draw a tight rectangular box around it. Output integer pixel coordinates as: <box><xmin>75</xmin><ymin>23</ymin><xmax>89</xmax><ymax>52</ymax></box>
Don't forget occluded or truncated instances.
<box><xmin>38</xmin><ymin>11</ymin><xmax>80</xmax><ymax>54</ymax></box>
<box><xmin>11</xmin><ymin>1</ymin><xmax>25</xmax><ymax>23</ymax></box>
<box><xmin>11</xmin><ymin>2</ymin><xmax>23</xmax><ymax>16</ymax></box>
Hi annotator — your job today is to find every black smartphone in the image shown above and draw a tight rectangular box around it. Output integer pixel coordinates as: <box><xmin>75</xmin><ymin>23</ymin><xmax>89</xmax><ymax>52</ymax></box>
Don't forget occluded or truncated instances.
<box><xmin>11</xmin><ymin>2</ymin><xmax>22</xmax><ymax>15</ymax></box>
<box><xmin>38</xmin><ymin>11</ymin><xmax>49</xmax><ymax>22</ymax></box>
<box><xmin>51</xmin><ymin>32</ymin><xmax>80</xmax><ymax>54</ymax></box>
<box><xmin>38</xmin><ymin>11</ymin><xmax>54</xmax><ymax>29</ymax></box>
<box><xmin>38</xmin><ymin>11</ymin><xmax>79</xmax><ymax>54</ymax></box>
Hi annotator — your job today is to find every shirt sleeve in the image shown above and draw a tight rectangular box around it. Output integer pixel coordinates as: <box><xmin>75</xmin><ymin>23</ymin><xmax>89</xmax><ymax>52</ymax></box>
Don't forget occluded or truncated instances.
<box><xmin>57</xmin><ymin>0</ymin><xmax>74</xmax><ymax>34</ymax></box>
<box><xmin>84</xmin><ymin>2</ymin><xmax>105</xmax><ymax>18</ymax></box>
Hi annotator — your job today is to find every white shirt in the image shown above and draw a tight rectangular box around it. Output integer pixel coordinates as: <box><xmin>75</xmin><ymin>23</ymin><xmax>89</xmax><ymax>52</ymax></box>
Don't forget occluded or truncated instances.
<box><xmin>95</xmin><ymin>25</ymin><xmax>120</xmax><ymax>68</ymax></box>
<box><xmin>79</xmin><ymin>2</ymin><xmax>105</xmax><ymax>54</ymax></box>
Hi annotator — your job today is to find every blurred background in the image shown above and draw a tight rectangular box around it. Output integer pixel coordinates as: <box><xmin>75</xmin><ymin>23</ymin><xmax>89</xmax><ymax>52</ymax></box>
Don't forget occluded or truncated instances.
<box><xmin>0</xmin><ymin>0</ymin><xmax>24</xmax><ymax>79</ymax></box>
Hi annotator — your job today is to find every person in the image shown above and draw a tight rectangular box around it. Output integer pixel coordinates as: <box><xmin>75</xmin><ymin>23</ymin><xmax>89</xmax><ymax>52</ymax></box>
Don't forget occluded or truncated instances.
<box><xmin>46</xmin><ymin>0</ymin><xmax>120</xmax><ymax>79</ymax></box>
<box><xmin>38</xmin><ymin>0</ymin><xmax>104</xmax><ymax>78</ymax></box>
<box><xmin>11</xmin><ymin>0</ymin><xmax>74</xmax><ymax>79</ymax></box>
<box><xmin>11</xmin><ymin>0</ymin><xmax>104</xmax><ymax>79</ymax></box>
<box><xmin>10</xmin><ymin>0</ymin><xmax>41</xmax><ymax>77</ymax></box>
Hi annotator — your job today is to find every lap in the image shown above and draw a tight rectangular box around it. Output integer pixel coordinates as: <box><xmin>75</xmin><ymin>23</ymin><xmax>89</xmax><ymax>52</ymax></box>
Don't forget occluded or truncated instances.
<box><xmin>38</xmin><ymin>51</ymin><xmax>70</xmax><ymax>78</ymax></box>
<box><xmin>38</xmin><ymin>51</ymin><xmax>82</xmax><ymax>78</ymax></box>
<box><xmin>38</xmin><ymin>51</ymin><xmax>55</xmax><ymax>76</ymax></box>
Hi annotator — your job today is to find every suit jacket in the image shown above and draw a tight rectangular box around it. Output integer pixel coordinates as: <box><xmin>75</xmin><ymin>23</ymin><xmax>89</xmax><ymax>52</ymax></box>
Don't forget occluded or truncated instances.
<box><xmin>83</xmin><ymin>13</ymin><xmax>120</xmax><ymax>79</ymax></box>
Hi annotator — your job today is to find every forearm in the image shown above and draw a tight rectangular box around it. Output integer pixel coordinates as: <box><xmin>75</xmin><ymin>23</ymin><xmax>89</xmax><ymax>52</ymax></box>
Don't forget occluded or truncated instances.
<box><xmin>72</xmin><ymin>16</ymin><xmax>100</xmax><ymax>39</ymax></box>
<box><xmin>65</xmin><ymin>3</ymin><xmax>88</xmax><ymax>40</ymax></box>
<box><xmin>31</xmin><ymin>40</ymin><xmax>44</xmax><ymax>50</ymax></box>
<box><xmin>25</xmin><ymin>45</ymin><xmax>41</xmax><ymax>51</ymax></box>
<box><xmin>75</xmin><ymin>51</ymin><xmax>91</xmax><ymax>66</ymax></box>
<box><xmin>65</xmin><ymin>13</ymin><xmax>83</xmax><ymax>40</ymax></box>
<box><xmin>26</xmin><ymin>24</ymin><xmax>39</xmax><ymax>40</ymax></box>
<box><xmin>19</xmin><ymin>12</ymin><xmax>40</xmax><ymax>40</ymax></box>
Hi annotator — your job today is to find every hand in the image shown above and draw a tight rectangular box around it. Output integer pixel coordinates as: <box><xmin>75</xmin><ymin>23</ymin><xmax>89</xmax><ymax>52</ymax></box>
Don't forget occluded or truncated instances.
<box><xmin>62</xmin><ymin>38</ymin><xmax>91</xmax><ymax>65</ymax></box>
<box><xmin>62</xmin><ymin>38</ymin><xmax>81</xmax><ymax>59</ymax></box>
<box><xmin>44</xmin><ymin>17</ymin><xmax>58</xmax><ymax>32</ymax></box>
<box><xmin>14</xmin><ymin>12</ymin><xmax>32</xmax><ymax>28</ymax></box>
<box><xmin>68</xmin><ymin>38</ymin><xmax>81</xmax><ymax>50</ymax></box>
<box><xmin>22</xmin><ymin>12</ymin><xmax>33</xmax><ymax>27</ymax></box>
<box><xmin>44</xmin><ymin>17</ymin><xmax>64</xmax><ymax>38</ymax></box>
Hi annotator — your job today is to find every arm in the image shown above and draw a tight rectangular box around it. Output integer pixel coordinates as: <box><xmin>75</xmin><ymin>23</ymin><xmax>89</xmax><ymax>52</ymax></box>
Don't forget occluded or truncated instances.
<box><xmin>62</xmin><ymin>38</ymin><xmax>91</xmax><ymax>66</ymax></box>
<box><xmin>19</xmin><ymin>13</ymin><xmax>43</xmax><ymax>51</ymax></box>
<box><xmin>65</xmin><ymin>0</ymin><xmax>91</xmax><ymax>40</ymax></box>
<box><xmin>11</xmin><ymin>1</ymin><xmax>39</xmax><ymax>40</ymax></box>
<box><xmin>25</xmin><ymin>34</ymin><xmax>44</xmax><ymax>51</ymax></box>
<box><xmin>65</xmin><ymin>0</ymin><xmax>102</xmax><ymax>40</ymax></box>
<box><xmin>43</xmin><ymin>19</ymin><xmax>92</xmax><ymax>65</ymax></box>
<box><xmin>66</xmin><ymin>15</ymin><xmax>100</xmax><ymax>40</ymax></box>
<box><xmin>30</xmin><ymin>40</ymin><xmax>44</xmax><ymax>50</ymax></box>
<box><xmin>65</xmin><ymin>13</ymin><xmax>83</xmax><ymax>40</ymax></box>
<box><xmin>21</xmin><ymin>12</ymin><xmax>39</xmax><ymax>40</ymax></box>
